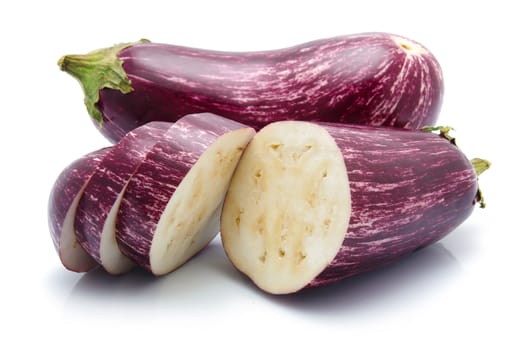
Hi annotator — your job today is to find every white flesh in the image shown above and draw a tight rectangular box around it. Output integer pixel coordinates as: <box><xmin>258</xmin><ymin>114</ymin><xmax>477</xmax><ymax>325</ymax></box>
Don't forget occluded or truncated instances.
<box><xmin>100</xmin><ymin>189</ymin><xmax>135</xmax><ymax>274</ymax></box>
<box><xmin>60</xmin><ymin>188</ymin><xmax>98</xmax><ymax>272</ymax></box>
<box><xmin>221</xmin><ymin>122</ymin><xmax>351</xmax><ymax>294</ymax></box>
<box><xmin>149</xmin><ymin>128</ymin><xmax>255</xmax><ymax>275</ymax></box>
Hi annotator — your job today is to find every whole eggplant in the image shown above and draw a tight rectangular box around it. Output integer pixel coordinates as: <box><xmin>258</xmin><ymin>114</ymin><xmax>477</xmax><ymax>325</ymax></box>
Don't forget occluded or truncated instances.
<box><xmin>59</xmin><ymin>33</ymin><xmax>444</xmax><ymax>143</ymax></box>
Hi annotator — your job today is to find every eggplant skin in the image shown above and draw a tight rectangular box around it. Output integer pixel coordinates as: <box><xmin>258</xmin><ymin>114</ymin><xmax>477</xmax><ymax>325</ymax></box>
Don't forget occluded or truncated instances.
<box><xmin>61</xmin><ymin>32</ymin><xmax>443</xmax><ymax>143</ymax></box>
<box><xmin>115</xmin><ymin>114</ymin><xmax>254</xmax><ymax>274</ymax></box>
<box><xmin>74</xmin><ymin>122</ymin><xmax>172</xmax><ymax>272</ymax></box>
<box><xmin>48</xmin><ymin>147</ymin><xmax>110</xmax><ymax>272</ymax></box>
<box><xmin>308</xmin><ymin>125</ymin><xmax>478</xmax><ymax>288</ymax></box>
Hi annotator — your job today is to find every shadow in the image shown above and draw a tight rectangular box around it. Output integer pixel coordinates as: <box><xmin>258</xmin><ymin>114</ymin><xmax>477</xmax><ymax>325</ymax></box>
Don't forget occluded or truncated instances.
<box><xmin>69</xmin><ymin>265</ymin><xmax>156</xmax><ymax>296</ymax></box>
<box><xmin>256</xmin><ymin>243</ymin><xmax>463</xmax><ymax>318</ymax></box>
<box><xmin>64</xmin><ymin>236</ymin><xmax>465</xmax><ymax>319</ymax></box>
<box><xmin>65</xmin><ymin>239</ymin><xmax>249</xmax><ymax>315</ymax></box>
<box><xmin>46</xmin><ymin>267</ymin><xmax>84</xmax><ymax>291</ymax></box>
<box><xmin>439</xmin><ymin>222</ymin><xmax>484</xmax><ymax>259</ymax></box>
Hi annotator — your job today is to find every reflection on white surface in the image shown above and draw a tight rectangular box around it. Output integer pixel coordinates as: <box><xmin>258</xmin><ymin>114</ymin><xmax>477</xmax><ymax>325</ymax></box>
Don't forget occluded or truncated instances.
<box><xmin>64</xmin><ymin>238</ymin><xmax>249</xmax><ymax>317</ymax></box>
<box><xmin>269</xmin><ymin>243</ymin><xmax>461</xmax><ymax>315</ymax></box>
<box><xmin>63</xmin><ymin>237</ymin><xmax>462</xmax><ymax>320</ymax></box>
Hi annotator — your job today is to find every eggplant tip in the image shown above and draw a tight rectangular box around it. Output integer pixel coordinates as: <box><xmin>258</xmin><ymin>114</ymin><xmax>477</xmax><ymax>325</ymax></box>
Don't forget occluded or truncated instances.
<box><xmin>57</xmin><ymin>55</ymin><xmax>66</xmax><ymax>70</ymax></box>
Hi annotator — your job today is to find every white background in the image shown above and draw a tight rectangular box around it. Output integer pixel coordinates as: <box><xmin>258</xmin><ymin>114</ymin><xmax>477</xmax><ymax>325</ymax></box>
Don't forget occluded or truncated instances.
<box><xmin>1</xmin><ymin>1</ymin><xmax>523</xmax><ymax>348</ymax></box>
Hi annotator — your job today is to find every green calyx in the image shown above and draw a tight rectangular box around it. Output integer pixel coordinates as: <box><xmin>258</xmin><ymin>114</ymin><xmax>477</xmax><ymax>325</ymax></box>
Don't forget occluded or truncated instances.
<box><xmin>58</xmin><ymin>39</ymin><xmax>150</xmax><ymax>125</ymax></box>
<box><xmin>470</xmin><ymin>158</ymin><xmax>491</xmax><ymax>209</ymax></box>
<box><xmin>422</xmin><ymin>125</ymin><xmax>491</xmax><ymax>209</ymax></box>
<box><xmin>471</xmin><ymin>158</ymin><xmax>491</xmax><ymax>177</ymax></box>
<box><xmin>421</xmin><ymin>125</ymin><xmax>456</xmax><ymax>145</ymax></box>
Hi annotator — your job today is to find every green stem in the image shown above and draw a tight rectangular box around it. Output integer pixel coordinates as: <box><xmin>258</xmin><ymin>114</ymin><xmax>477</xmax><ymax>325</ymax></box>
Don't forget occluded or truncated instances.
<box><xmin>471</xmin><ymin>158</ymin><xmax>491</xmax><ymax>209</ymax></box>
<box><xmin>58</xmin><ymin>39</ymin><xmax>150</xmax><ymax>125</ymax></box>
<box><xmin>421</xmin><ymin>125</ymin><xmax>456</xmax><ymax>145</ymax></box>
<box><xmin>422</xmin><ymin>126</ymin><xmax>491</xmax><ymax>209</ymax></box>
<box><xmin>471</xmin><ymin>158</ymin><xmax>491</xmax><ymax>177</ymax></box>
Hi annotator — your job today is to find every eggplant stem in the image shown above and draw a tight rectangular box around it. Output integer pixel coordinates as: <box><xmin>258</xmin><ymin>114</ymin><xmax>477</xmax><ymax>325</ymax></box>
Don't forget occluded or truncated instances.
<box><xmin>471</xmin><ymin>158</ymin><xmax>491</xmax><ymax>177</ymax></box>
<box><xmin>58</xmin><ymin>39</ymin><xmax>150</xmax><ymax>126</ymax></box>
<box><xmin>421</xmin><ymin>125</ymin><xmax>456</xmax><ymax>145</ymax></box>
<box><xmin>471</xmin><ymin>158</ymin><xmax>491</xmax><ymax>209</ymax></box>
<box><xmin>422</xmin><ymin>126</ymin><xmax>491</xmax><ymax>209</ymax></box>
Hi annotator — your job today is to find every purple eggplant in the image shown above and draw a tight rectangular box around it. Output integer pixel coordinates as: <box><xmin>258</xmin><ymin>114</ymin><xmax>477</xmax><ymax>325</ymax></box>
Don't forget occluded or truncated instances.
<box><xmin>48</xmin><ymin>147</ymin><xmax>110</xmax><ymax>272</ymax></box>
<box><xmin>59</xmin><ymin>33</ymin><xmax>443</xmax><ymax>143</ymax></box>
<box><xmin>116</xmin><ymin>113</ymin><xmax>255</xmax><ymax>275</ymax></box>
<box><xmin>74</xmin><ymin>121</ymin><xmax>172</xmax><ymax>274</ymax></box>
<box><xmin>220</xmin><ymin>123</ymin><xmax>489</xmax><ymax>294</ymax></box>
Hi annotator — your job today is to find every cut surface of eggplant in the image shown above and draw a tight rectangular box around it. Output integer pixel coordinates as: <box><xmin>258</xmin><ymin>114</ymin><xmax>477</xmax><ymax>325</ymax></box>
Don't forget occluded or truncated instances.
<box><xmin>117</xmin><ymin>114</ymin><xmax>255</xmax><ymax>275</ymax></box>
<box><xmin>222</xmin><ymin>122</ymin><xmax>350</xmax><ymax>293</ymax></box>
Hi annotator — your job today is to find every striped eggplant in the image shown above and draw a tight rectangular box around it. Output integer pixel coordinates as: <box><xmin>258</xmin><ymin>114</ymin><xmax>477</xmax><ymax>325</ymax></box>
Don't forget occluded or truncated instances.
<box><xmin>220</xmin><ymin>123</ymin><xmax>489</xmax><ymax>294</ymax></box>
<box><xmin>74</xmin><ymin>121</ymin><xmax>172</xmax><ymax>274</ymax></box>
<box><xmin>59</xmin><ymin>32</ymin><xmax>443</xmax><ymax>143</ymax></box>
<box><xmin>48</xmin><ymin>147</ymin><xmax>110</xmax><ymax>272</ymax></box>
<box><xmin>116</xmin><ymin>113</ymin><xmax>255</xmax><ymax>275</ymax></box>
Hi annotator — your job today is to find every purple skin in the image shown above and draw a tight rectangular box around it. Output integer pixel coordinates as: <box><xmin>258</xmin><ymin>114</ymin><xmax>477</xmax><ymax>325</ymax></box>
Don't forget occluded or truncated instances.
<box><xmin>48</xmin><ymin>147</ymin><xmax>110</xmax><ymax>272</ymax></box>
<box><xmin>74</xmin><ymin>122</ymin><xmax>173</xmax><ymax>273</ymax></box>
<box><xmin>60</xmin><ymin>32</ymin><xmax>443</xmax><ymax>143</ymax></box>
<box><xmin>307</xmin><ymin>125</ymin><xmax>478</xmax><ymax>288</ymax></box>
<box><xmin>116</xmin><ymin>113</ymin><xmax>249</xmax><ymax>271</ymax></box>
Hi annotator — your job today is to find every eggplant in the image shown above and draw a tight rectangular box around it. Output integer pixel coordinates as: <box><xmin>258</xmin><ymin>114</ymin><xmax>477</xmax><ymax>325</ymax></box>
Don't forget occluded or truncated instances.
<box><xmin>220</xmin><ymin>123</ymin><xmax>489</xmax><ymax>294</ymax></box>
<box><xmin>48</xmin><ymin>147</ymin><xmax>110</xmax><ymax>272</ymax></box>
<box><xmin>74</xmin><ymin>121</ymin><xmax>172</xmax><ymax>274</ymax></box>
<box><xmin>116</xmin><ymin>113</ymin><xmax>255</xmax><ymax>275</ymax></box>
<box><xmin>59</xmin><ymin>32</ymin><xmax>443</xmax><ymax>143</ymax></box>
